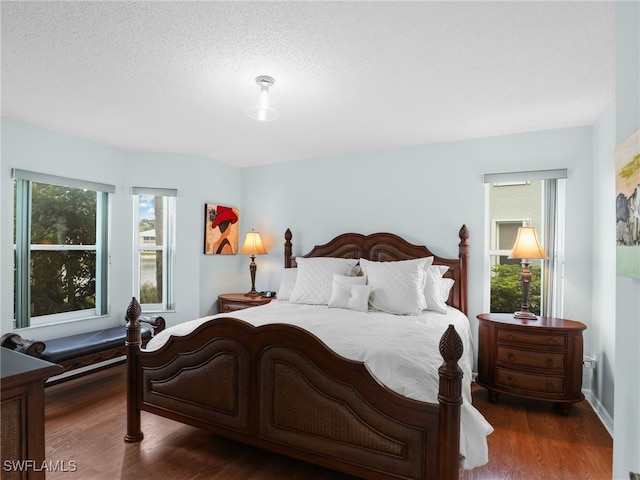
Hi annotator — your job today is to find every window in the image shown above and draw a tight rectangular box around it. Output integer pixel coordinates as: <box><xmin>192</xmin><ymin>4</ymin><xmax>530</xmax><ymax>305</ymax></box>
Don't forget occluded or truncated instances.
<box><xmin>13</xmin><ymin>169</ymin><xmax>114</xmax><ymax>328</ymax></box>
<box><xmin>132</xmin><ymin>187</ymin><xmax>176</xmax><ymax>312</ymax></box>
<box><xmin>484</xmin><ymin>169</ymin><xmax>566</xmax><ymax>317</ymax></box>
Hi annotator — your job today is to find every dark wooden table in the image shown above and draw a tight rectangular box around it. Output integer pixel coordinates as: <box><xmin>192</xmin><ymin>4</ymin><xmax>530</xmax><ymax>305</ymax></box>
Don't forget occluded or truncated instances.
<box><xmin>1</xmin><ymin>348</ymin><xmax>63</xmax><ymax>479</ymax></box>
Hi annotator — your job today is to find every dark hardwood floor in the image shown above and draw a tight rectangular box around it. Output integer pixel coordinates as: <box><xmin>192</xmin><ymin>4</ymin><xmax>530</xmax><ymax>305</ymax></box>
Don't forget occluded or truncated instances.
<box><xmin>44</xmin><ymin>364</ymin><xmax>612</xmax><ymax>479</ymax></box>
<box><xmin>461</xmin><ymin>386</ymin><xmax>612</xmax><ymax>480</ymax></box>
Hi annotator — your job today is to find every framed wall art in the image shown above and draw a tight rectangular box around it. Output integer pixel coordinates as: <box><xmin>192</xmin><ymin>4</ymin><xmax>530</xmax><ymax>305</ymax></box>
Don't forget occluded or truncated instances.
<box><xmin>204</xmin><ymin>204</ymin><xmax>239</xmax><ymax>255</ymax></box>
<box><xmin>615</xmin><ymin>128</ymin><xmax>640</xmax><ymax>278</ymax></box>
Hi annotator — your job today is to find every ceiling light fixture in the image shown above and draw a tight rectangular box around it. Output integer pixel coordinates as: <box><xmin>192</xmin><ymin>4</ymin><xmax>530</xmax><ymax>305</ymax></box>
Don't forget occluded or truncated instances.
<box><xmin>247</xmin><ymin>75</ymin><xmax>279</xmax><ymax>122</ymax></box>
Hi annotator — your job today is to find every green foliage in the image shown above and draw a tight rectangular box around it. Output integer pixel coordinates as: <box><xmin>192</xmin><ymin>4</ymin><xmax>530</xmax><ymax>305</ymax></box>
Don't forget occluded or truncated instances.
<box><xmin>139</xmin><ymin>218</ymin><xmax>155</xmax><ymax>232</ymax></box>
<box><xmin>140</xmin><ymin>282</ymin><xmax>159</xmax><ymax>304</ymax></box>
<box><xmin>29</xmin><ymin>183</ymin><xmax>97</xmax><ymax>317</ymax></box>
<box><xmin>490</xmin><ymin>263</ymin><xmax>542</xmax><ymax>315</ymax></box>
<box><xmin>31</xmin><ymin>183</ymin><xmax>96</xmax><ymax>245</ymax></box>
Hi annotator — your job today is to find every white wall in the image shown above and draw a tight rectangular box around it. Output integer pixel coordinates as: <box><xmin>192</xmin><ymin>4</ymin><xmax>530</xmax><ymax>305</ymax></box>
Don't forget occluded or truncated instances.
<box><xmin>591</xmin><ymin>100</ymin><xmax>617</xmax><ymax>430</ymax></box>
<box><xmin>242</xmin><ymin>126</ymin><xmax>595</xmax><ymax>354</ymax></box>
<box><xmin>0</xmin><ymin>119</ymin><xmax>243</xmax><ymax>340</ymax></box>
<box><xmin>613</xmin><ymin>1</ymin><xmax>640</xmax><ymax>478</ymax></box>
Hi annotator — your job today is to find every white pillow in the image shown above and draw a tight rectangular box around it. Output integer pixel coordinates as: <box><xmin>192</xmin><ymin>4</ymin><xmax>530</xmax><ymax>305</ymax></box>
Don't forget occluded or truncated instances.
<box><xmin>328</xmin><ymin>274</ymin><xmax>368</xmax><ymax>309</ymax></box>
<box><xmin>347</xmin><ymin>285</ymin><xmax>372</xmax><ymax>312</ymax></box>
<box><xmin>440</xmin><ymin>278</ymin><xmax>455</xmax><ymax>302</ymax></box>
<box><xmin>424</xmin><ymin>265</ymin><xmax>449</xmax><ymax>313</ymax></box>
<box><xmin>289</xmin><ymin>257</ymin><xmax>359</xmax><ymax>305</ymax></box>
<box><xmin>359</xmin><ymin>257</ymin><xmax>433</xmax><ymax>315</ymax></box>
<box><xmin>276</xmin><ymin>268</ymin><xmax>297</xmax><ymax>301</ymax></box>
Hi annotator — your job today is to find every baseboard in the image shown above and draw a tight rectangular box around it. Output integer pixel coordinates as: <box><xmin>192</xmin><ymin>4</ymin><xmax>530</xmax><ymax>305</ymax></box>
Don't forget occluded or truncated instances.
<box><xmin>583</xmin><ymin>388</ymin><xmax>614</xmax><ymax>437</ymax></box>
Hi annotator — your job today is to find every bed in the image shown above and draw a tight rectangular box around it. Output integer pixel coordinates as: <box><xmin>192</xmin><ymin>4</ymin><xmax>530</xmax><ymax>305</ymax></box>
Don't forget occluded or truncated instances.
<box><xmin>124</xmin><ymin>225</ymin><xmax>492</xmax><ymax>480</ymax></box>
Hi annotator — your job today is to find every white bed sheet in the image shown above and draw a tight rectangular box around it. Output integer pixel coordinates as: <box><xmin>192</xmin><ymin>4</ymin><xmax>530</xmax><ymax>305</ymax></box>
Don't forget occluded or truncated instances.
<box><xmin>145</xmin><ymin>301</ymin><xmax>493</xmax><ymax>469</ymax></box>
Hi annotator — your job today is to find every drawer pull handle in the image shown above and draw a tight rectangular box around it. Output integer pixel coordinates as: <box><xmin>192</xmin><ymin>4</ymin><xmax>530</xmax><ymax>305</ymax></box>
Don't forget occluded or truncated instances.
<box><xmin>546</xmin><ymin>382</ymin><xmax>555</xmax><ymax>391</ymax></box>
<box><xmin>546</xmin><ymin>358</ymin><xmax>554</xmax><ymax>367</ymax></box>
<box><xmin>506</xmin><ymin>375</ymin><xmax>514</xmax><ymax>384</ymax></box>
<box><xmin>507</xmin><ymin>353</ymin><xmax>515</xmax><ymax>362</ymax></box>
<box><xmin>507</xmin><ymin>334</ymin><xmax>515</xmax><ymax>341</ymax></box>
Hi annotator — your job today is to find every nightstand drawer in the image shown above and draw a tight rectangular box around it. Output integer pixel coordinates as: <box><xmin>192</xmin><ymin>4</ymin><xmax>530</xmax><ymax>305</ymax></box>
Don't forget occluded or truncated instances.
<box><xmin>496</xmin><ymin>329</ymin><xmax>566</xmax><ymax>347</ymax></box>
<box><xmin>496</xmin><ymin>367</ymin><xmax>565</xmax><ymax>395</ymax></box>
<box><xmin>496</xmin><ymin>346</ymin><xmax>565</xmax><ymax>371</ymax></box>
<box><xmin>220</xmin><ymin>302</ymin><xmax>250</xmax><ymax>313</ymax></box>
<box><xmin>218</xmin><ymin>293</ymin><xmax>275</xmax><ymax>314</ymax></box>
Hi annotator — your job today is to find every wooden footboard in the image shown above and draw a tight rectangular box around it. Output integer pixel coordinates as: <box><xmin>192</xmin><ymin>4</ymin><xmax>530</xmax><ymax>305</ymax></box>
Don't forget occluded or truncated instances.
<box><xmin>124</xmin><ymin>298</ymin><xmax>463</xmax><ymax>480</ymax></box>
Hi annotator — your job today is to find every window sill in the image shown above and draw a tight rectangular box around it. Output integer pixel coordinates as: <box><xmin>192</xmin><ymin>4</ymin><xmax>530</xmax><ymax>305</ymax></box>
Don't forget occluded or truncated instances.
<box><xmin>141</xmin><ymin>309</ymin><xmax>175</xmax><ymax>315</ymax></box>
<box><xmin>14</xmin><ymin>314</ymin><xmax>111</xmax><ymax>331</ymax></box>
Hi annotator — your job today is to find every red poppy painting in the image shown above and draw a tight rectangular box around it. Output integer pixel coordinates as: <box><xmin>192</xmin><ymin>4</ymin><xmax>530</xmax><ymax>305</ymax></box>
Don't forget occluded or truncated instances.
<box><xmin>204</xmin><ymin>204</ymin><xmax>239</xmax><ymax>254</ymax></box>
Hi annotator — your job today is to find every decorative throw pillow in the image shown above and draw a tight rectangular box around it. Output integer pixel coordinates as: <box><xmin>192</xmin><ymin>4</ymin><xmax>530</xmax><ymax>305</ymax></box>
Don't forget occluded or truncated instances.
<box><xmin>359</xmin><ymin>257</ymin><xmax>433</xmax><ymax>315</ymax></box>
<box><xmin>276</xmin><ymin>268</ymin><xmax>297</xmax><ymax>301</ymax></box>
<box><xmin>328</xmin><ymin>274</ymin><xmax>368</xmax><ymax>309</ymax></box>
<box><xmin>289</xmin><ymin>257</ymin><xmax>359</xmax><ymax>305</ymax></box>
<box><xmin>347</xmin><ymin>285</ymin><xmax>372</xmax><ymax>312</ymax></box>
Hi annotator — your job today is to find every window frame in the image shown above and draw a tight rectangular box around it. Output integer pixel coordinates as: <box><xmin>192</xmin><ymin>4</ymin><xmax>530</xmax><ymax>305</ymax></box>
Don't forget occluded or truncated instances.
<box><xmin>483</xmin><ymin>169</ymin><xmax>567</xmax><ymax>318</ymax></box>
<box><xmin>489</xmin><ymin>218</ymin><xmax>532</xmax><ymax>260</ymax></box>
<box><xmin>132</xmin><ymin>187</ymin><xmax>177</xmax><ymax>313</ymax></box>
<box><xmin>12</xmin><ymin>169</ymin><xmax>113</xmax><ymax>328</ymax></box>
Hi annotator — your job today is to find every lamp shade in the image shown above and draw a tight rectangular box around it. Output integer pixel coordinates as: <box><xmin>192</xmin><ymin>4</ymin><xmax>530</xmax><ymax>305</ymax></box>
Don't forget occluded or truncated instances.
<box><xmin>508</xmin><ymin>226</ymin><xmax>548</xmax><ymax>260</ymax></box>
<box><xmin>240</xmin><ymin>231</ymin><xmax>268</xmax><ymax>256</ymax></box>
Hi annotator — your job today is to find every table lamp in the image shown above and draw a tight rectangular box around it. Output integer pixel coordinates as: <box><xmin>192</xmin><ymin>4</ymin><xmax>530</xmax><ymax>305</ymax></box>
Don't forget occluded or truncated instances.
<box><xmin>240</xmin><ymin>230</ymin><xmax>268</xmax><ymax>297</ymax></box>
<box><xmin>508</xmin><ymin>225</ymin><xmax>548</xmax><ymax>319</ymax></box>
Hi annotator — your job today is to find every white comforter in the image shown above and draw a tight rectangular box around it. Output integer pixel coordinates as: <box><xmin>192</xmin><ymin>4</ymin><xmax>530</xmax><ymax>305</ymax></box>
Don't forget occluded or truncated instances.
<box><xmin>145</xmin><ymin>301</ymin><xmax>493</xmax><ymax>469</ymax></box>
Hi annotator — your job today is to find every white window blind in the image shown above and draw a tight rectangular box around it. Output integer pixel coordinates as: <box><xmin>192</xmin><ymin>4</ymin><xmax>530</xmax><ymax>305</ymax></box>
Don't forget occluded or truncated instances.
<box><xmin>12</xmin><ymin>168</ymin><xmax>116</xmax><ymax>193</ymax></box>
<box><xmin>131</xmin><ymin>186</ymin><xmax>177</xmax><ymax>197</ymax></box>
<box><xmin>483</xmin><ymin>169</ymin><xmax>568</xmax><ymax>184</ymax></box>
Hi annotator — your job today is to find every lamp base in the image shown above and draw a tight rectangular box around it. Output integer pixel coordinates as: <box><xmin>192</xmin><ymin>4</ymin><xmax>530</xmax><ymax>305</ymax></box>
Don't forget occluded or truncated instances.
<box><xmin>514</xmin><ymin>311</ymin><xmax>538</xmax><ymax>319</ymax></box>
<box><xmin>244</xmin><ymin>290</ymin><xmax>260</xmax><ymax>297</ymax></box>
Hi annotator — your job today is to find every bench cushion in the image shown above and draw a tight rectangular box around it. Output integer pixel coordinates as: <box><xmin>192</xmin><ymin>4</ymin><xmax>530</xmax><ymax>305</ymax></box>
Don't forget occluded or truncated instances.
<box><xmin>40</xmin><ymin>325</ymin><xmax>152</xmax><ymax>364</ymax></box>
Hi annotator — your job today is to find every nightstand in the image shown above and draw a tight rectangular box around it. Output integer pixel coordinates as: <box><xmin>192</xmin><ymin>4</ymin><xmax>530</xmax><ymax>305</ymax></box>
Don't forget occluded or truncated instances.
<box><xmin>476</xmin><ymin>313</ymin><xmax>586</xmax><ymax>415</ymax></box>
<box><xmin>218</xmin><ymin>293</ymin><xmax>276</xmax><ymax>313</ymax></box>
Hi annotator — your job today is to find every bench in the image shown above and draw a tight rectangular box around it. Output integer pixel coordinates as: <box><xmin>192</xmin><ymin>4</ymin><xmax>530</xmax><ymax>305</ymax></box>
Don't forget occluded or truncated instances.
<box><xmin>1</xmin><ymin>316</ymin><xmax>164</xmax><ymax>384</ymax></box>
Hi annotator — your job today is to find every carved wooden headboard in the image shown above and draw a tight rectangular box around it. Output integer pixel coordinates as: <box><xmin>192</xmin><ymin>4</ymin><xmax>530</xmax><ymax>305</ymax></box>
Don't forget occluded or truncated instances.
<box><xmin>283</xmin><ymin>225</ymin><xmax>469</xmax><ymax>315</ymax></box>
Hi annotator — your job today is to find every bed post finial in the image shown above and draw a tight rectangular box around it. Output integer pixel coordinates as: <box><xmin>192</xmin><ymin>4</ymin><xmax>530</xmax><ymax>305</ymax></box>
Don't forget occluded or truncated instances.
<box><xmin>458</xmin><ymin>224</ymin><xmax>469</xmax><ymax>315</ymax></box>
<box><xmin>126</xmin><ymin>297</ymin><xmax>141</xmax><ymax>328</ymax></box>
<box><xmin>284</xmin><ymin>228</ymin><xmax>293</xmax><ymax>268</ymax></box>
<box><xmin>458</xmin><ymin>224</ymin><xmax>469</xmax><ymax>253</ymax></box>
<box><xmin>438</xmin><ymin>324</ymin><xmax>463</xmax><ymax>480</ymax></box>
<box><xmin>125</xmin><ymin>297</ymin><xmax>144</xmax><ymax>443</ymax></box>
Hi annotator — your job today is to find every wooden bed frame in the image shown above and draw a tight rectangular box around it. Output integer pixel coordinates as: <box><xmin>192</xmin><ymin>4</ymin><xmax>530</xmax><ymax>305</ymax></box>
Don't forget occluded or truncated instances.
<box><xmin>124</xmin><ymin>225</ymin><xmax>470</xmax><ymax>480</ymax></box>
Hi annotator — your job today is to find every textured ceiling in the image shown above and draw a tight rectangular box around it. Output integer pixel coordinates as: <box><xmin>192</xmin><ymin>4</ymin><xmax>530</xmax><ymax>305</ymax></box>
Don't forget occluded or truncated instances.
<box><xmin>1</xmin><ymin>1</ymin><xmax>615</xmax><ymax>167</ymax></box>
